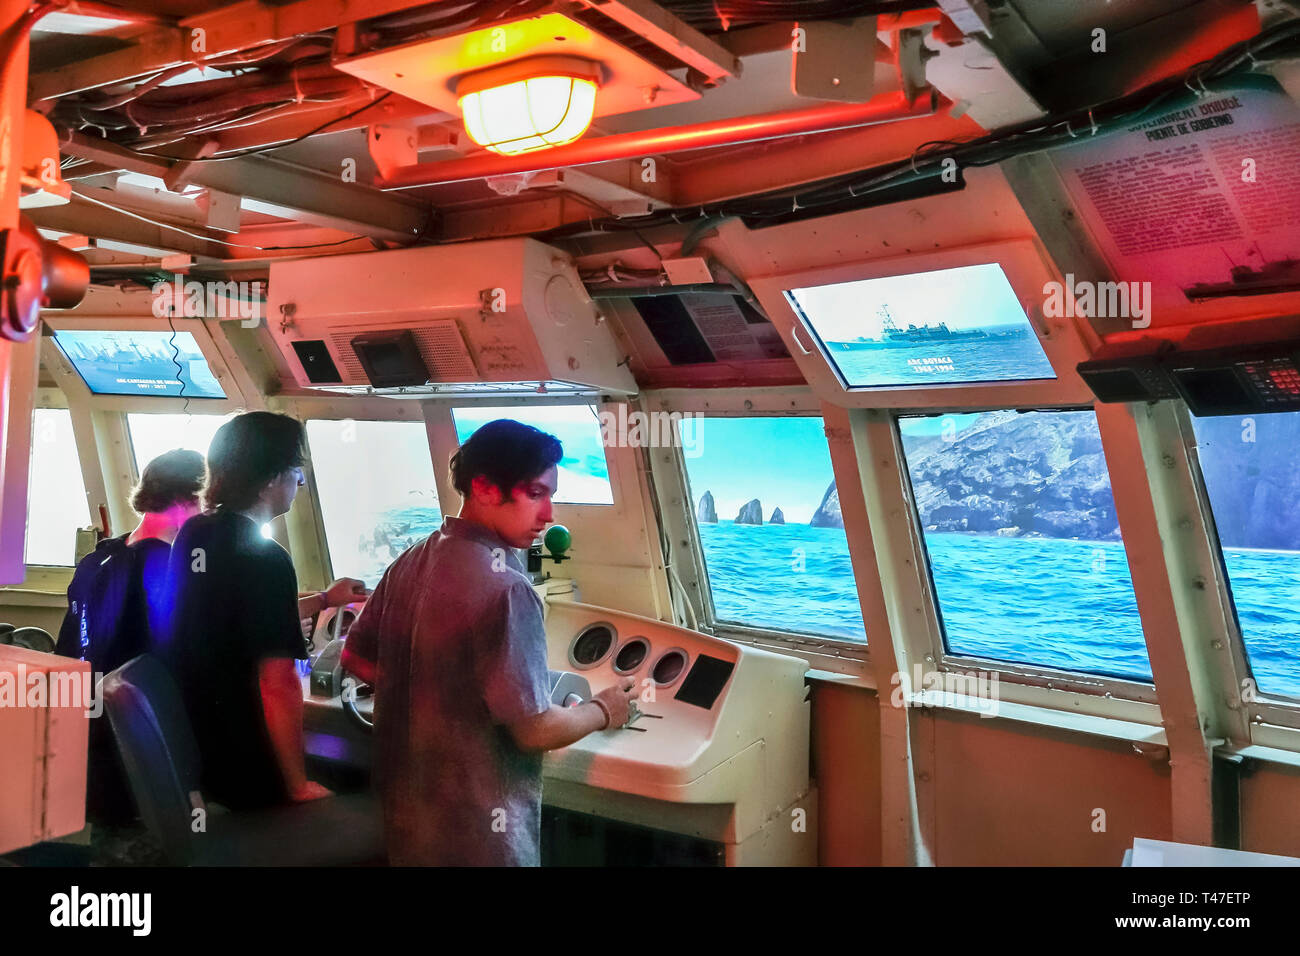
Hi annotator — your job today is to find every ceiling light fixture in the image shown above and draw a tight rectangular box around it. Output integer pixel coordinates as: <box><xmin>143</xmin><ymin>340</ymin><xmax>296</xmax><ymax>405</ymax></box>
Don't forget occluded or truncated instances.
<box><xmin>456</xmin><ymin>56</ymin><xmax>600</xmax><ymax>156</ymax></box>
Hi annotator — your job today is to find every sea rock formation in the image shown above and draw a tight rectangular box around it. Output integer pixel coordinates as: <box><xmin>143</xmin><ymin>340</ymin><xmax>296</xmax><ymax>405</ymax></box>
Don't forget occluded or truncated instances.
<box><xmin>900</xmin><ymin>409</ymin><xmax>1119</xmax><ymax>540</ymax></box>
<box><xmin>697</xmin><ymin>490</ymin><xmax>717</xmax><ymax>523</ymax></box>
<box><xmin>770</xmin><ymin>507</ymin><xmax>785</xmax><ymax>524</ymax></box>
<box><xmin>810</xmin><ymin>482</ymin><xmax>843</xmax><ymax>529</ymax></box>
<box><xmin>735</xmin><ymin>499</ymin><xmax>763</xmax><ymax>525</ymax></box>
<box><xmin>808</xmin><ymin>410</ymin><xmax>1117</xmax><ymax>539</ymax></box>
<box><xmin>760</xmin><ymin>411</ymin><xmax>1297</xmax><ymax>548</ymax></box>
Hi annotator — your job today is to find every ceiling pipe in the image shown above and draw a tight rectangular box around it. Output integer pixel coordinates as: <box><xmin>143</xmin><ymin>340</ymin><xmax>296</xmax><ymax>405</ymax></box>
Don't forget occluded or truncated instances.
<box><xmin>378</xmin><ymin>89</ymin><xmax>945</xmax><ymax>191</ymax></box>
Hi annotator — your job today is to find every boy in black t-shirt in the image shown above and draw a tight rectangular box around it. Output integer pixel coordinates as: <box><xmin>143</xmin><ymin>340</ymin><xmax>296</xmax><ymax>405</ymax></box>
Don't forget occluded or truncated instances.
<box><xmin>57</xmin><ymin>448</ymin><xmax>205</xmax><ymax>824</ymax></box>
<box><xmin>163</xmin><ymin>412</ymin><xmax>364</xmax><ymax>810</ymax></box>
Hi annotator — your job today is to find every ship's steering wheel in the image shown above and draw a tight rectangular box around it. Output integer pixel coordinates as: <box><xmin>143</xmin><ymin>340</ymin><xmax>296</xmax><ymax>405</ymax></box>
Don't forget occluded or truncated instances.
<box><xmin>326</xmin><ymin>603</ymin><xmax>374</xmax><ymax>733</ymax></box>
<box><xmin>341</xmin><ymin>674</ymin><xmax>374</xmax><ymax>733</ymax></box>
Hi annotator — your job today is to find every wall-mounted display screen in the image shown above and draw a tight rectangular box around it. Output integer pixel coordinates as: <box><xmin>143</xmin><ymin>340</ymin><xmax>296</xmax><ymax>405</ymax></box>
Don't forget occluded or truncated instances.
<box><xmin>53</xmin><ymin>329</ymin><xmax>226</xmax><ymax>399</ymax></box>
<box><xmin>784</xmin><ymin>262</ymin><xmax>1056</xmax><ymax>388</ymax></box>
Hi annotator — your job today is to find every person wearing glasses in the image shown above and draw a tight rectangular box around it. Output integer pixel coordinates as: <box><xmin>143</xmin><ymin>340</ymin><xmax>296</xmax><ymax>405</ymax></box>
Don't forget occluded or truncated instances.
<box><xmin>163</xmin><ymin>411</ymin><xmax>364</xmax><ymax>810</ymax></box>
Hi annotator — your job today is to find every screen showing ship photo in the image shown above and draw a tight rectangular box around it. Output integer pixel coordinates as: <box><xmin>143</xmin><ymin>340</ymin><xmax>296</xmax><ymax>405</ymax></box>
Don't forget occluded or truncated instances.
<box><xmin>785</xmin><ymin>262</ymin><xmax>1057</xmax><ymax>388</ymax></box>
<box><xmin>52</xmin><ymin>329</ymin><xmax>226</xmax><ymax>399</ymax></box>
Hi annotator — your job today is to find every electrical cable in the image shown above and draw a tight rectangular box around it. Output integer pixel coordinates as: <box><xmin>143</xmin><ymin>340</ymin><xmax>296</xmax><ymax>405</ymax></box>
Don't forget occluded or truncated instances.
<box><xmin>164</xmin><ymin>308</ymin><xmax>191</xmax><ymax>417</ymax></box>
<box><xmin>98</xmin><ymin>91</ymin><xmax>394</xmax><ymax>163</ymax></box>
<box><xmin>549</xmin><ymin>189</ymin><xmax>665</xmax><ymax>262</ymax></box>
<box><xmin>543</xmin><ymin>17</ymin><xmax>1300</xmax><ymax>241</ymax></box>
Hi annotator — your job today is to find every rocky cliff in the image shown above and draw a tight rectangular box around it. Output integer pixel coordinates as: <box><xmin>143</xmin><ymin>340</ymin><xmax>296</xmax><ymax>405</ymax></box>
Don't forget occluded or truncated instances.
<box><xmin>810</xmin><ymin>481</ymin><xmax>843</xmax><ymax>529</ymax></box>
<box><xmin>736</xmin><ymin>498</ymin><xmax>763</xmax><ymax>525</ymax></box>
<box><xmin>770</xmin><ymin>507</ymin><xmax>785</xmax><ymax>524</ymax></box>
<box><xmin>775</xmin><ymin>411</ymin><xmax>1297</xmax><ymax>548</ymax></box>
<box><xmin>809</xmin><ymin>410</ymin><xmax>1119</xmax><ymax>539</ymax></box>
<box><xmin>697</xmin><ymin>490</ymin><xmax>717</xmax><ymax>523</ymax></box>
<box><xmin>901</xmin><ymin>409</ymin><xmax>1120</xmax><ymax>540</ymax></box>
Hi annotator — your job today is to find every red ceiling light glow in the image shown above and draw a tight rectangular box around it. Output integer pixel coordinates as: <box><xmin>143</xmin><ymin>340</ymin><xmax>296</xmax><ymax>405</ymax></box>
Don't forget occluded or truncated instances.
<box><xmin>457</xmin><ymin>56</ymin><xmax>600</xmax><ymax>155</ymax></box>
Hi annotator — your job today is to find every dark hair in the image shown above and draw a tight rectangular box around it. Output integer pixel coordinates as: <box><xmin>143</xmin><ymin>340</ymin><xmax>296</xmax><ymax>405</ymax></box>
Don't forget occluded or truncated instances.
<box><xmin>202</xmin><ymin>411</ymin><xmax>305</xmax><ymax>512</ymax></box>
<box><xmin>450</xmin><ymin>419</ymin><xmax>562</xmax><ymax>499</ymax></box>
<box><xmin>130</xmin><ymin>448</ymin><xmax>205</xmax><ymax>514</ymax></box>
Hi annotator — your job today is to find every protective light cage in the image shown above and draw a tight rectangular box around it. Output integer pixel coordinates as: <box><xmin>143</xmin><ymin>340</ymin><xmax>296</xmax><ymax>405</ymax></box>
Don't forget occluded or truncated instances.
<box><xmin>457</xmin><ymin>56</ymin><xmax>600</xmax><ymax>155</ymax></box>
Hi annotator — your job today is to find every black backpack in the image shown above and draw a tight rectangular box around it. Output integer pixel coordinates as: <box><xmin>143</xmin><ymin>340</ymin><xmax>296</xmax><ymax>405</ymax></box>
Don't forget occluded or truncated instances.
<box><xmin>56</xmin><ymin>534</ymin><xmax>147</xmax><ymax>674</ymax></box>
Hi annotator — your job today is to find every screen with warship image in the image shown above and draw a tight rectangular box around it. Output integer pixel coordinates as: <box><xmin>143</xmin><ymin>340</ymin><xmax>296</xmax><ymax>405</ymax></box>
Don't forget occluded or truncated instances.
<box><xmin>784</xmin><ymin>262</ymin><xmax>1057</xmax><ymax>388</ymax></box>
<box><xmin>53</xmin><ymin>329</ymin><xmax>226</xmax><ymax>399</ymax></box>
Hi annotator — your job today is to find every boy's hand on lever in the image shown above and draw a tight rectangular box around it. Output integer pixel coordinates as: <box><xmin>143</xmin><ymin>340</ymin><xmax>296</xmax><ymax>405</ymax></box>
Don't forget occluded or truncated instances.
<box><xmin>323</xmin><ymin>577</ymin><xmax>367</xmax><ymax>607</ymax></box>
<box><xmin>591</xmin><ymin>677</ymin><xmax>638</xmax><ymax>729</ymax></box>
<box><xmin>507</xmin><ymin>677</ymin><xmax>639</xmax><ymax>752</ymax></box>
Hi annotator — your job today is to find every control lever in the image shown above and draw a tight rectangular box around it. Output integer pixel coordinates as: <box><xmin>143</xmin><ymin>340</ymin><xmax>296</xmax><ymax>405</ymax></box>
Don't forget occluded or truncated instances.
<box><xmin>548</xmin><ymin>670</ymin><xmax>592</xmax><ymax>707</ymax></box>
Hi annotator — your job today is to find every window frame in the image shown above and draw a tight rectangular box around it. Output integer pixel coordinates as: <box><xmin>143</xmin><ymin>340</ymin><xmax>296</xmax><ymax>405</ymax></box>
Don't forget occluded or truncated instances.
<box><xmin>892</xmin><ymin>404</ymin><xmax>1161</xmax><ymax>704</ymax></box>
<box><xmin>1179</xmin><ymin>403</ymin><xmax>1300</xmax><ymax>742</ymax></box>
<box><xmin>271</xmin><ymin>395</ymin><xmax>429</xmax><ymax>590</ymax></box>
<box><xmin>16</xmin><ymin>387</ymin><xmax>87</xmax><ymax>582</ymax></box>
<box><xmin>300</xmin><ymin>410</ymin><xmax>446</xmax><ymax>590</ymax></box>
<box><xmin>648</xmin><ymin>386</ymin><xmax>877</xmax><ymax>673</ymax></box>
<box><xmin>851</xmin><ymin>405</ymin><xmax>1164</xmax><ymax>724</ymax></box>
<box><xmin>278</xmin><ymin>393</ymin><xmax>630</xmax><ymax>589</ymax></box>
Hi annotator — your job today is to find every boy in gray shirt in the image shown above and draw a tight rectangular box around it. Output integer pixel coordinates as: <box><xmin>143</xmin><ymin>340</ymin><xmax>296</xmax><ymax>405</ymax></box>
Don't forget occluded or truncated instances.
<box><xmin>343</xmin><ymin>419</ymin><xmax>635</xmax><ymax>865</ymax></box>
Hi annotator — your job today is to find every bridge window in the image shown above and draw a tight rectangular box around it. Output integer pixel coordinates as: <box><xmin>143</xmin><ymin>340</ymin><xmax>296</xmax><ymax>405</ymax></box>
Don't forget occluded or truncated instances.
<box><xmin>451</xmin><ymin>405</ymin><xmax>613</xmax><ymax>505</ymax></box>
<box><xmin>898</xmin><ymin>409</ymin><xmax>1151</xmax><ymax>682</ymax></box>
<box><xmin>126</xmin><ymin>412</ymin><xmax>234</xmax><ymax>478</ymax></box>
<box><xmin>1190</xmin><ymin>413</ymin><xmax>1300</xmax><ymax>699</ymax></box>
<box><xmin>305</xmin><ymin>419</ymin><xmax>441</xmax><ymax>588</ymax></box>
<box><xmin>679</xmin><ymin>416</ymin><xmax>866</xmax><ymax>642</ymax></box>
<box><xmin>26</xmin><ymin>408</ymin><xmax>90</xmax><ymax>567</ymax></box>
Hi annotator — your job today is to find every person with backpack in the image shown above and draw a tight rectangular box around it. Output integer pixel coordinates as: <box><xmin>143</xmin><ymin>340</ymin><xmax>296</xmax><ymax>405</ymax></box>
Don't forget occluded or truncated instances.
<box><xmin>56</xmin><ymin>447</ymin><xmax>206</xmax><ymax>824</ymax></box>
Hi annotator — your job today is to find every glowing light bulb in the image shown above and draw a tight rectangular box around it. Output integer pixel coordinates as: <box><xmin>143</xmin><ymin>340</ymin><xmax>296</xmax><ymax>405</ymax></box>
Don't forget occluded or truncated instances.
<box><xmin>457</xmin><ymin>58</ymin><xmax>599</xmax><ymax>156</ymax></box>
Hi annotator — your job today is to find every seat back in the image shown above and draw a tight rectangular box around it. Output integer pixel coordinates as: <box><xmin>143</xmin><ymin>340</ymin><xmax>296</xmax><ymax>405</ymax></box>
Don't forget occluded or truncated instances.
<box><xmin>101</xmin><ymin>654</ymin><xmax>203</xmax><ymax>864</ymax></box>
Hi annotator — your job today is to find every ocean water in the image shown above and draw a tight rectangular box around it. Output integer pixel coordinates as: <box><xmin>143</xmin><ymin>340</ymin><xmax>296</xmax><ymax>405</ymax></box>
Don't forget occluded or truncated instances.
<box><xmin>828</xmin><ymin>328</ymin><xmax>1056</xmax><ymax>388</ymax></box>
<box><xmin>698</xmin><ymin>521</ymin><xmax>1300</xmax><ymax>698</ymax></box>
<box><xmin>342</xmin><ymin>505</ymin><xmax>443</xmax><ymax>588</ymax></box>
<box><xmin>346</xmin><ymin>508</ymin><xmax>1298</xmax><ymax>699</ymax></box>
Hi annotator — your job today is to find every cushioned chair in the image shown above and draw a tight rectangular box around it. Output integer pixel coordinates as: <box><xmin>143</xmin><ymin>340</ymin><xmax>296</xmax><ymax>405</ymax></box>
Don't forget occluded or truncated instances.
<box><xmin>102</xmin><ymin>654</ymin><xmax>385</xmax><ymax>866</ymax></box>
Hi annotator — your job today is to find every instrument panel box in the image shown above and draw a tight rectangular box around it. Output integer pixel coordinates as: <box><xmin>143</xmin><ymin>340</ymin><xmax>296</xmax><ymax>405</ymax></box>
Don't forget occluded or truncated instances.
<box><xmin>0</xmin><ymin>645</ymin><xmax>90</xmax><ymax>854</ymax></box>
